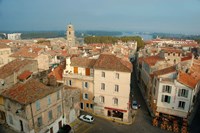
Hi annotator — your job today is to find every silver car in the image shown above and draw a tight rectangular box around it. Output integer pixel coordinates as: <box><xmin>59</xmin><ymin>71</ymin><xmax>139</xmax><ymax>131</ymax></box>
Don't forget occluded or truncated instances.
<box><xmin>132</xmin><ymin>100</ymin><xmax>138</xmax><ymax>110</ymax></box>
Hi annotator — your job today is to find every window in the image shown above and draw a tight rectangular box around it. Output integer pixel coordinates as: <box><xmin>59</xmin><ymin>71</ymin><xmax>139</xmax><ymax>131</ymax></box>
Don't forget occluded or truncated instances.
<box><xmin>83</xmin><ymin>93</ymin><xmax>88</xmax><ymax>100</ymax></box>
<box><xmin>86</xmin><ymin>103</ymin><xmax>89</xmax><ymax>108</ymax></box>
<box><xmin>100</xmin><ymin>96</ymin><xmax>105</xmax><ymax>103</ymax></box>
<box><xmin>47</xmin><ymin>96</ymin><xmax>51</xmax><ymax>105</ymax></box>
<box><xmin>101</xmin><ymin>83</ymin><xmax>105</xmax><ymax>90</ymax></box>
<box><xmin>8</xmin><ymin>115</ymin><xmax>13</xmax><ymax>125</ymax></box>
<box><xmin>101</xmin><ymin>72</ymin><xmax>105</xmax><ymax>77</ymax></box>
<box><xmin>115</xmin><ymin>85</ymin><xmax>119</xmax><ymax>92</ymax></box>
<box><xmin>36</xmin><ymin>100</ymin><xmax>40</xmax><ymax>111</ymax></box>
<box><xmin>57</xmin><ymin>91</ymin><xmax>60</xmax><ymax>100</ymax></box>
<box><xmin>83</xmin><ymin>82</ymin><xmax>88</xmax><ymax>88</ymax></box>
<box><xmin>90</xmin><ymin>104</ymin><xmax>93</xmax><ymax>109</ymax></box>
<box><xmin>178</xmin><ymin>89</ymin><xmax>188</xmax><ymax>98</ymax></box>
<box><xmin>113</xmin><ymin>98</ymin><xmax>118</xmax><ymax>105</ymax></box>
<box><xmin>37</xmin><ymin>116</ymin><xmax>42</xmax><ymax>127</ymax></box>
<box><xmin>57</xmin><ymin>105</ymin><xmax>62</xmax><ymax>116</ymax></box>
<box><xmin>178</xmin><ymin>101</ymin><xmax>185</xmax><ymax>109</ymax></box>
<box><xmin>115</xmin><ymin>73</ymin><xmax>119</xmax><ymax>79</ymax></box>
<box><xmin>161</xmin><ymin>95</ymin><xmax>171</xmax><ymax>103</ymax></box>
<box><xmin>68</xmin><ymin>80</ymin><xmax>72</xmax><ymax>86</ymax></box>
<box><xmin>48</xmin><ymin>110</ymin><xmax>53</xmax><ymax>121</ymax></box>
<box><xmin>162</xmin><ymin>85</ymin><xmax>171</xmax><ymax>93</ymax></box>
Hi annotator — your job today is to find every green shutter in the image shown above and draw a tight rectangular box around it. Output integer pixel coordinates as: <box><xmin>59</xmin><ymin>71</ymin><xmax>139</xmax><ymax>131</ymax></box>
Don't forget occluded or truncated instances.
<box><xmin>168</xmin><ymin>96</ymin><xmax>171</xmax><ymax>103</ymax></box>
<box><xmin>185</xmin><ymin>90</ymin><xmax>189</xmax><ymax>98</ymax></box>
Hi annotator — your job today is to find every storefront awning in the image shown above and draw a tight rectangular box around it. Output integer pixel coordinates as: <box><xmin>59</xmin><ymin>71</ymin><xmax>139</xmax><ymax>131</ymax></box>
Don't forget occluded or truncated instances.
<box><xmin>104</xmin><ymin>107</ymin><xmax>127</xmax><ymax>113</ymax></box>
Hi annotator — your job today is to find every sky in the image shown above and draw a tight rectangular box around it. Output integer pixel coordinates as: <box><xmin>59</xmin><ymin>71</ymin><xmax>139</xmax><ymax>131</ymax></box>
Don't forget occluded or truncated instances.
<box><xmin>0</xmin><ymin>0</ymin><xmax>200</xmax><ymax>34</ymax></box>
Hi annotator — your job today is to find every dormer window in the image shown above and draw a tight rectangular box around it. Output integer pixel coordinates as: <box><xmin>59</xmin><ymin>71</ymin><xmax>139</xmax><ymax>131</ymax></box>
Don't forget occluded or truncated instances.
<box><xmin>18</xmin><ymin>71</ymin><xmax>32</xmax><ymax>82</ymax></box>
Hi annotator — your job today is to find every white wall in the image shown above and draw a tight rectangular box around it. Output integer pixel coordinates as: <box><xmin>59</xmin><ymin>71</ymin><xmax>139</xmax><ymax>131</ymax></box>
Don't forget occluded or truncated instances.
<box><xmin>156</xmin><ymin>79</ymin><xmax>192</xmax><ymax>118</ymax></box>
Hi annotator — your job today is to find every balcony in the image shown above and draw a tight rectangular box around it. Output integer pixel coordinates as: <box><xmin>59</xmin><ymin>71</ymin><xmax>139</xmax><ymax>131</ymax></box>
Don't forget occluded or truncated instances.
<box><xmin>63</xmin><ymin>73</ymin><xmax>94</xmax><ymax>81</ymax></box>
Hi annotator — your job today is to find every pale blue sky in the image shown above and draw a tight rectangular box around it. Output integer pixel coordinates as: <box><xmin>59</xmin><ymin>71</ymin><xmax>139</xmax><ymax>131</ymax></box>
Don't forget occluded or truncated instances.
<box><xmin>0</xmin><ymin>0</ymin><xmax>200</xmax><ymax>34</ymax></box>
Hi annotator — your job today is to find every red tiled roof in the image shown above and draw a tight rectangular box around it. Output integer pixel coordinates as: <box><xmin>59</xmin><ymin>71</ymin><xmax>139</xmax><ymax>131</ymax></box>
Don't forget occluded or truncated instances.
<box><xmin>10</xmin><ymin>47</ymin><xmax>43</xmax><ymax>58</ymax></box>
<box><xmin>161</xmin><ymin>48</ymin><xmax>182</xmax><ymax>53</ymax></box>
<box><xmin>17</xmin><ymin>71</ymin><xmax>32</xmax><ymax>80</ymax></box>
<box><xmin>94</xmin><ymin>53</ymin><xmax>132</xmax><ymax>72</ymax></box>
<box><xmin>71</xmin><ymin>57</ymin><xmax>97</xmax><ymax>68</ymax></box>
<box><xmin>48</xmin><ymin>66</ymin><xmax>63</xmax><ymax>81</ymax></box>
<box><xmin>181</xmin><ymin>54</ymin><xmax>192</xmax><ymax>62</ymax></box>
<box><xmin>182</xmin><ymin>43</ymin><xmax>199</xmax><ymax>47</ymax></box>
<box><xmin>0</xmin><ymin>59</ymin><xmax>36</xmax><ymax>79</ymax></box>
<box><xmin>153</xmin><ymin>66</ymin><xmax>176</xmax><ymax>76</ymax></box>
<box><xmin>0</xmin><ymin>39</ymin><xmax>12</xmax><ymax>43</ymax></box>
<box><xmin>143</xmin><ymin>55</ymin><xmax>164</xmax><ymax>66</ymax></box>
<box><xmin>0</xmin><ymin>44</ymin><xmax>10</xmax><ymax>49</ymax></box>
<box><xmin>177</xmin><ymin>71</ymin><xmax>198</xmax><ymax>89</ymax></box>
<box><xmin>1</xmin><ymin>79</ymin><xmax>59</xmax><ymax>105</ymax></box>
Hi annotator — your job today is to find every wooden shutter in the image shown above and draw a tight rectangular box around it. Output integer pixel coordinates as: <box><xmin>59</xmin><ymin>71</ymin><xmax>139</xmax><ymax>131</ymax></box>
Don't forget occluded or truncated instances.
<box><xmin>161</xmin><ymin>95</ymin><xmax>164</xmax><ymax>102</ymax></box>
<box><xmin>74</xmin><ymin>67</ymin><xmax>78</xmax><ymax>74</ymax></box>
<box><xmin>162</xmin><ymin>85</ymin><xmax>166</xmax><ymax>92</ymax></box>
<box><xmin>86</xmin><ymin>68</ymin><xmax>90</xmax><ymax>76</ymax></box>
<box><xmin>185</xmin><ymin>90</ymin><xmax>189</xmax><ymax>98</ymax></box>
<box><xmin>178</xmin><ymin>89</ymin><xmax>181</xmax><ymax>96</ymax></box>
<box><xmin>167</xmin><ymin>96</ymin><xmax>171</xmax><ymax>103</ymax></box>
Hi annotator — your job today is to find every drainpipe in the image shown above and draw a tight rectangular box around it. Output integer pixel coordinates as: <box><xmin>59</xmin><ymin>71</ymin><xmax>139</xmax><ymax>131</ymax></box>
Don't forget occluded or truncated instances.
<box><xmin>30</xmin><ymin>103</ymin><xmax>35</xmax><ymax>131</ymax></box>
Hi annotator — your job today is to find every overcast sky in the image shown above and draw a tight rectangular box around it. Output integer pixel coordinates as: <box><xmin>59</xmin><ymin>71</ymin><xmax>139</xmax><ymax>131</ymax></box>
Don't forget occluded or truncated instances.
<box><xmin>0</xmin><ymin>0</ymin><xmax>200</xmax><ymax>34</ymax></box>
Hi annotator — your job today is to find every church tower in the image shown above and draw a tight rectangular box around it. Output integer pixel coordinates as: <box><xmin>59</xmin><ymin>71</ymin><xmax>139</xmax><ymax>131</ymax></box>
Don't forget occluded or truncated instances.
<box><xmin>66</xmin><ymin>24</ymin><xmax>76</xmax><ymax>47</ymax></box>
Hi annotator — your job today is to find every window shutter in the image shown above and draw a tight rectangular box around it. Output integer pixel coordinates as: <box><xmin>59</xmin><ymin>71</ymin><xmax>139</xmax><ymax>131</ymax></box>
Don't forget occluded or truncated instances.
<box><xmin>162</xmin><ymin>85</ymin><xmax>166</xmax><ymax>92</ymax></box>
<box><xmin>83</xmin><ymin>93</ymin><xmax>85</xmax><ymax>99</ymax></box>
<box><xmin>87</xmin><ymin>82</ymin><xmax>89</xmax><ymax>88</ymax></box>
<box><xmin>185</xmin><ymin>90</ymin><xmax>189</xmax><ymax>98</ymax></box>
<box><xmin>82</xmin><ymin>82</ymin><xmax>84</xmax><ymax>89</ymax></box>
<box><xmin>169</xmin><ymin>87</ymin><xmax>171</xmax><ymax>93</ymax></box>
<box><xmin>168</xmin><ymin>96</ymin><xmax>171</xmax><ymax>103</ymax></box>
<box><xmin>178</xmin><ymin>89</ymin><xmax>181</xmax><ymax>96</ymax></box>
<box><xmin>161</xmin><ymin>95</ymin><xmax>164</xmax><ymax>102</ymax></box>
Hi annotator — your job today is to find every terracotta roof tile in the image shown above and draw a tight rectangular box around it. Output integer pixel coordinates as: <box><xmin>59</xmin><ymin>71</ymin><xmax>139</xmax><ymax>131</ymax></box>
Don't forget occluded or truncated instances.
<box><xmin>94</xmin><ymin>53</ymin><xmax>132</xmax><ymax>72</ymax></box>
<box><xmin>0</xmin><ymin>39</ymin><xmax>12</xmax><ymax>43</ymax></box>
<box><xmin>17</xmin><ymin>71</ymin><xmax>32</xmax><ymax>80</ymax></box>
<box><xmin>177</xmin><ymin>71</ymin><xmax>198</xmax><ymax>89</ymax></box>
<box><xmin>1</xmin><ymin>79</ymin><xmax>59</xmax><ymax>105</ymax></box>
<box><xmin>143</xmin><ymin>55</ymin><xmax>164</xmax><ymax>66</ymax></box>
<box><xmin>10</xmin><ymin>46</ymin><xmax>43</xmax><ymax>58</ymax></box>
<box><xmin>181</xmin><ymin>54</ymin><xmax>192</xmax><ymax>61</ymax></box>
<box><xmin>153</xmin><ymin>66</ymin><xmax>176</xmax><ymax>76</ymax></box>
<box><xmin>48</xmin><ymin>66</ymin><xmax>63</xmax><ymax>81</ymax></box>
<box><xmin>161</xmin><ymin>48</ymin><xmax>182</xmax><ymax>53</ymax></box>
<box><xmin>71</xmin><ymin>57</ymin><xmax>97</xmax><ymax>68</ymax></box>
<box><xmin>0</xmin><ymin>44</ymin><xmax>10</xmax><ymax>49</ymax></box>
<box><xmin>0</xmin><ymin>59</ymin><xmax>36</xmax><ymax>79</ymax></box>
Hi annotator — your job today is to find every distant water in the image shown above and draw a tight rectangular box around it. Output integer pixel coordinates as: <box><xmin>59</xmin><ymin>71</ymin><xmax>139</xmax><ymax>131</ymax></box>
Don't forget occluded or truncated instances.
<box><xmin>120</xmin><ymin>32</ymin><xmax>153</xmax><ymax>40</ymax></box>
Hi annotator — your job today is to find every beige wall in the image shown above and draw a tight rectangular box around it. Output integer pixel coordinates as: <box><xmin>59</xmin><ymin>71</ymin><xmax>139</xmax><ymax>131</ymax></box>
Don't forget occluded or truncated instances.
<box><xmin>0</xmin><ymin>47</ymin><xmax>12</xmax><ymax>67</ymax></box>
<box><xmin>37</xmin><ymin>54</ymin><xmax>50</xmax><ymax>71</ymax></box>
<box><xmin>94</xmin><ymin>69</ymin><xmax>131</xmax><ymax>122</ymax></box>
<box><xmin>63</xmin><ymin>76</ymin><xmax>94</xmax><ymax>112</ymax></box>
<box><xmin>4</xmin><ymin>89</ymin><xmax>63</xmax><ymax>132</ymax></box>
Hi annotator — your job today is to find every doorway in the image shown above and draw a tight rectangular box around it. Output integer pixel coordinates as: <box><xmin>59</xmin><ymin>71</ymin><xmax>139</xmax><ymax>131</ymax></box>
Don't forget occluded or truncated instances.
<box><xmin>20</xmin><ymin>120</ymin><xmax>23</xmax><ymax>132</ymax></box>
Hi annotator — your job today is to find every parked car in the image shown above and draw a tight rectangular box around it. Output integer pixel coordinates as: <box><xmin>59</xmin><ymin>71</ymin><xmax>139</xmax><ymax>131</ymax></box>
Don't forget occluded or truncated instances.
<box><xmin>132</xmin><ymin>100</ymin><xmax>139</xmax><ymax>110</ymax></box>
<box><xmin>57</xmin><ymin>124</ymin><xmax>73</xmax><ymax>133</ymax></box>
<box><xmin>79</xmin><ymin>114</ymin><xmax>94</xmax><ymax>123</ymax></box>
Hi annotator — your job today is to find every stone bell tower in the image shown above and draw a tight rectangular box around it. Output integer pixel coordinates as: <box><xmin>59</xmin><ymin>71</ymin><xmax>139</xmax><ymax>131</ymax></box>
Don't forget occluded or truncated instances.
<box><xmin>66</xmin><ymin>24</ymin><xmax>76</xmax><ymax>47</ymax></box>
